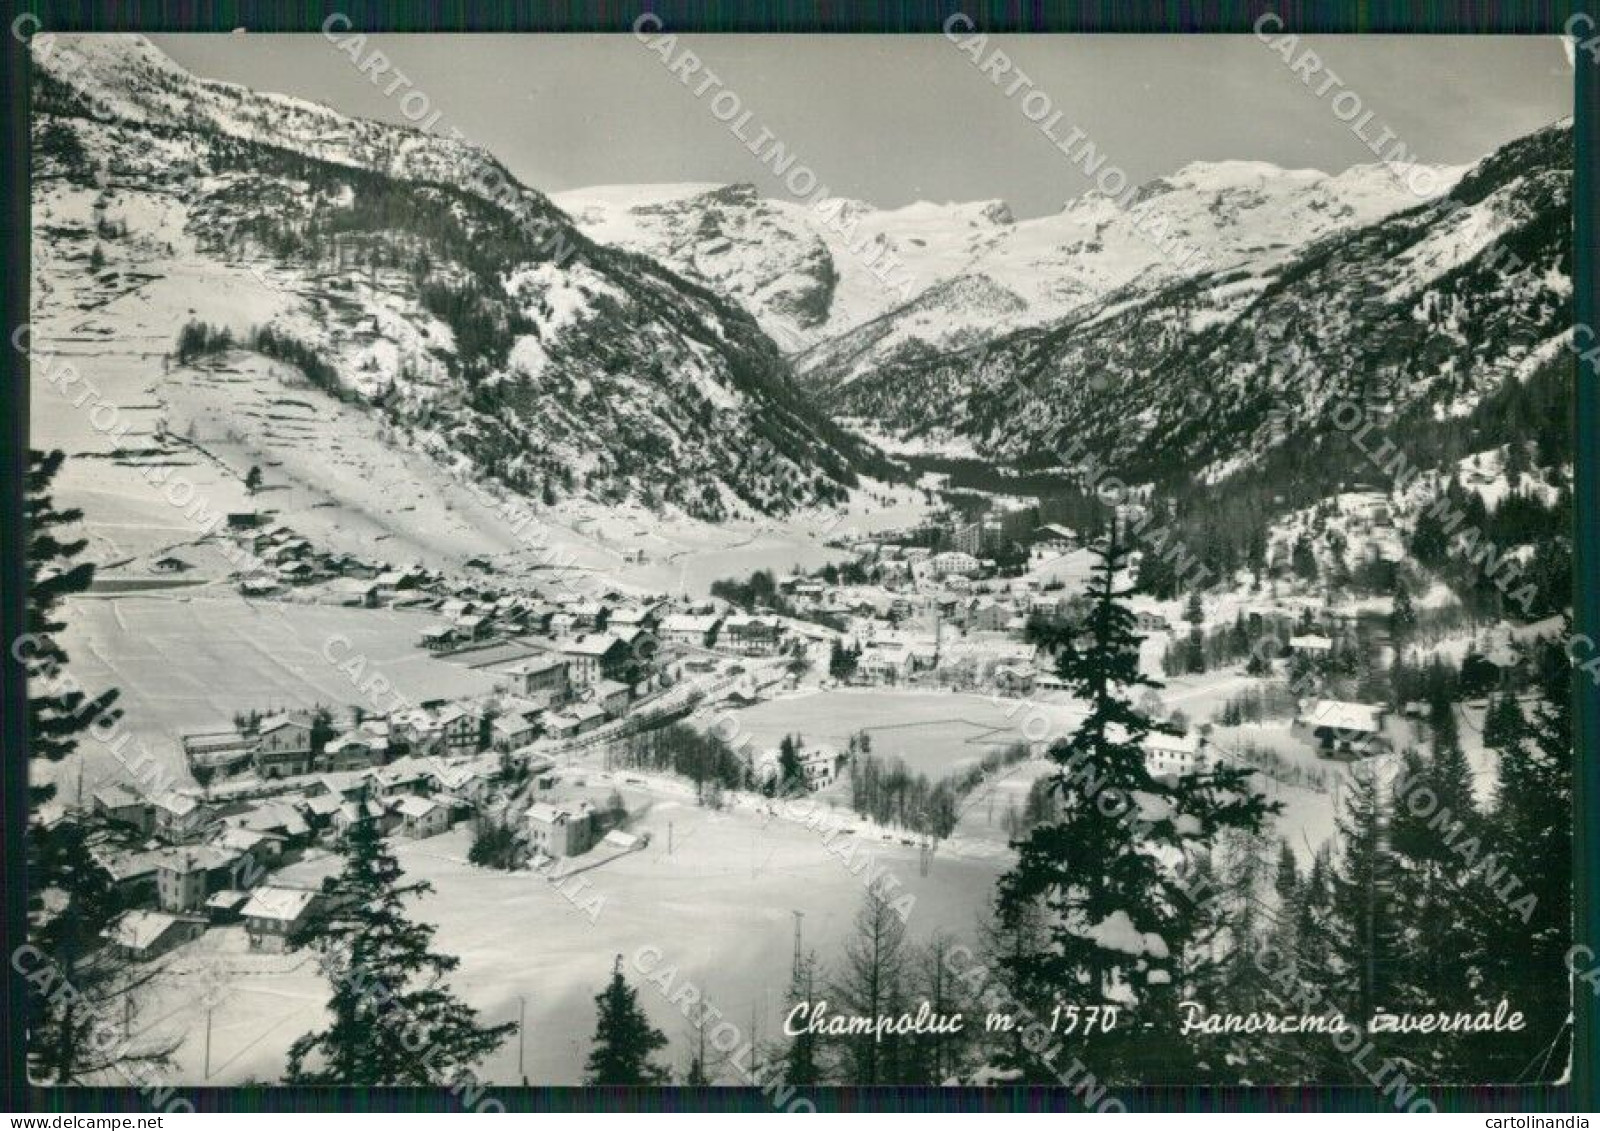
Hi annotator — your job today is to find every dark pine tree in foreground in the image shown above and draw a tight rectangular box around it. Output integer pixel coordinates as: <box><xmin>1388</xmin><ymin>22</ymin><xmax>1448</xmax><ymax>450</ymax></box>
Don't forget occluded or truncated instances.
<box><xmin>684</xmin><ymin>1020</ymin><xmax>711</xmax><ymax>1085</ymax></box>
<box><xmin>24</xmin><ymin>450</ymin><xmax>171</xmax><ymax>1084</ymax></box>
<box><xmin>996</xmin><ymin>516</ymin><xmax>1278</xmax><ymax>1082</ymax></box>
<box><xmin>286</xmin><ymin>803</ymin><xmax>513</xmax><ymax>1084</ymax></box>
<box><xmin>584</xmin><ymin>956</ymin><xmax>669</xmax><ymax>1085</ymax></box>
<box><xmin>1476</xmin><ymin>631</ymin><xmax>1572</xmax><ymax>1081</ymax></box>
<box><xmin>827</xmin><ymin>879</ymin><xmax>911</xmax><ymax>1084</ymax></box>
<box><xmin>778</xmin><ymin>946</ymin><xmax>824</xmax><ymax>1087</ymax></box>
<box><xmin>1326</xmin><ymin>764</ymin><xmax>1399</xmax><ymax>1051</ymax></box>
<box><xmin>1385</xmin><ymin>736</ymin><xmax>1484</xmax><ymax>1079</ymax></box>
<box><xmin>25</xmin><ymin>450</ymin><xmax>121</xmax><ymax>805</ymax></box>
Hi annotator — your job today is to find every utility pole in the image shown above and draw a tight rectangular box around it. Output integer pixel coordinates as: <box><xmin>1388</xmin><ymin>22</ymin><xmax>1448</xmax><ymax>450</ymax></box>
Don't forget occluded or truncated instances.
<box><xmin>203</xmin><ymin>1005</ymin><xmax>213</xmax><ymax>1080</ymax></box>
<box><xmin>517</xmin><ymin>995</ymin><xmax>526</xmax><ymax>1082</ymax></box>
<box><xmin>791</xmin><ymin>910</ymin><xmax>804</xmax><ymax>987</ymax></box>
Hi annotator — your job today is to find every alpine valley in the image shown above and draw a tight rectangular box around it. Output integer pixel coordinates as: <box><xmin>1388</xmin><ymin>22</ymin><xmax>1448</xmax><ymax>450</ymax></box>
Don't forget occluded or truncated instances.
<box><xmin>23</xmin><ymin>33</ymin><xmax>1575</xmax><ymax>1092</ymax></box>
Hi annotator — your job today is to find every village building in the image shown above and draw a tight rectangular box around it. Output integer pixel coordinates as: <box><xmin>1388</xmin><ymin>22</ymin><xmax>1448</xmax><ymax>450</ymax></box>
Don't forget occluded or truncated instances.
<box><xmin>321</xmin><ymin>732</ymin><xmax>378</xmax><ymax>773</ymax></box>
<box><xmin>181</xmin><ymin>729</ymin><xmax>257</xmax><ymax>780</ymax></box>
<box><xmin>394</xmin><ymin>795</ymin><xmax>451</xmax><ymax>839</ymax></box>
<box><xmin>965</xmin><ymin>598</ymin><xmax>1009</xmax><ymax>633</ymax></box>
<box><xmin>253</xmin><ymin>713</ymin><xmax>314</xmax><ymax>778</ymax></box>
<box><xmin>276</xmin><ymin>560</ymin><xmax>315</xmax><ymax>585</ymax></box>
<box><xmin>1135</xmin><ymin>611</ymin><xmax>1171</xmax><ymax>634</ymax></box>
<box><xmin>427</xmin><ymin>760</ymin><xmax>497</xmax><ymax>805</ymax></box>
<box><xmin>373</xmin><ymin>756</ymin><xmax>433</xmax><ymax>798</ymax></box>
<box><xmin>1289</xmin><ymin>633</ymin><xmax>1335</xmax><ymax>658</ymax></box>
<box><xmin>359</xmin><ymin>716</ymin><xmax>392</xmax><ymax>749</ymax></box>
<box><xmin>609</xmin><ymin>602</ymin><xmax>663</xmax><ymax>633</ymax></box>
<box><xmin>719</xmin><ymin>614</ymin><xmax>783</xmax><ymax>656</ymax></box>
<box><xmin>312</xmin><ymin>770</ymin><xmax>374</xmax><ymax>803</ymax></box>
<box><xmin>491</xmin><ymin>711</ymin><xmax>541</xmax><ymax>751</ymax></box>
<box><xmin>592</xmin><ymin>679</ymin><xmax>632</xmax><ymax>718</ymax></box>
<box><xmin>519</xmin><ymin>602</ymin><xmax>558</xmax><ymax>634</ymax></box>
<box><xmin>92</xmin><ymin>846</ymin><xmax>165</xmax><ymax>905</ymax></box>
<box><xmin>907</xmin><ymin>636</ymin><xmax>941</xmax><ymax>671</ymax></box>
<box><xmin>660</xmin><ymin>613</ymin><xmax>722</xmax><ymax>648</ymax></box>
<box><xmin>332</xmin><ymin>798</ymin><xmax>395</xmax><ymax>841</ymax></box>
<box><xmin>758</xmin><ymin>745</ymin><xmax>844</xmax><ymax>790</ymax></box>
<box><xmin>330</xmin><ymin>554</ymin><xmax>380</xmax><ymax>580</ymax></box>
<box><xmin>391</xmin><ymin>708</ymin><xmax>445</xmax><ymax>757</ymax></box>
<box><xmin>102</xmin><ymin>910</ymin><xmax>207</xmax><ymax>962</ymax></box>
<box><xmin>238</xmin><ymin>576</ymin><xmax>281</xmax><ymax>597</ymax></box>
<box><xmin>1144</xmin><ymin>731</ymin><xmax>1204</xmax><ymax>777</ymax></box>
<box><xmin>609</xmin><ymin>622</ymin><xmax>657</xmax><ymax>659</ymax></box>
<box><xmin>241</xmin><ymin>887</ymin><xmax>320</xmax><ymax>952</ymax></box>
<box><xmin>1294</xmin><ymin>699</ymin><xmax>1390</xmax><ymax>757</ymax></box>
<box><xmin>1027</xmin><ymin>523</ymin><xmax>1080</xmax><ymax>567</ymax></box>
<box><xmin>374</xmin><ymin>568</ymin><xmax>421</xmax><ymax>595</ymax></box>
<box><xmin>211</xmin><ymin>825</ymin><xmax>285</xmax><ymax>869</ymax></box>
<box><xmin>435</xmin><ymin>704</ymin><xmax>481</xmax><ymax>757</ymax></box>
<box><xmin>419</xmin><ymin>624</ymin><xmax>456</xmax><ymax>652</ymax></box>
<box><xmin>925</xmin><ymin>551</ymin><xmax>981</xmax><ymax>579</ymax></box>
<box><xmin>92</xmin><ymin>783</ymin><xmax>151</xmax><ymax>834</ymax></box>
<box><xmin>332</xmin><ymin>578</ymin><xmax>381</xmax><ymax>607</ymax></box>
<box><xmin>505</xmin><ymin>655</ymin><xmax>570</xmax><ymax>704</ymax></box>
<box><xmin>455</xmin><ymin>613</ymin><xmax>492</xmax><ymax>642</ymax></box>
<box><xmin>155</xmin><ymin>845</ymin><xmax>243</xmax><ymax>913</ymax></box>
<box><xmin>562</xmin><ymin>601</ymin><xmax>608</xmax><ymax>631</ymax></box>
<box><xmin>237</xmin><ymin>800</ymin><xmax>312</xmax><ymax>846</ymax></box>
<box><xmin>204</xmin><ymin>889</ymin><xmax>251</xmax><ymax>925</ymax></box>
<box><xmin>298</xmin><ymin>791</ymin><xmax>344</xmax><ymax>834</ymax></box>
<box><xmin>569</xmin><ymin>702</ymin><xmax>608</xmax><ymax>735</ymax></box>
<box><xmin>993</xmin><ymin>664</ymin><xmax>1036</xmax><ymax>696</ymax></box>
<box><xmin>525</xmin><ymin>801</ymin><xmax>596</xmax><ymax>859</ymax></box>
<box><xmin>859</xmin><ymin>642</ymin><xmax>914</xmax><ymax>684</ymax></box>
<box><xmin>543</xmin><ymin>712</ymin><xmax>582</xmax><ymax>740</ymax></box>
<box><xmin>559</xmin><ymin>634</ymin><xmax>631</xmax><ymax>689</ymax></box>
<box><xmin>152</xmin><ymin>790</ymin><xmax>207</xmax><ymax>842</ymax></box>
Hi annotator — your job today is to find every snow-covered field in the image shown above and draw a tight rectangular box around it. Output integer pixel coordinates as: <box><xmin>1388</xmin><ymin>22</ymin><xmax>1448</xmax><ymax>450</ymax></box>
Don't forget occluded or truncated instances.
<box><xmin>50</xmin><ymin>593</ymin><xmax>503</xmax><ymax>797</ymax></box>
<box><xmin>133</xmin><ymin>786</ymin><xmax>1004</xmax><ymax>1086</ymax></box>
<box><xmin>710</xmin><ymin>688</ymin><xmax>1084</xmax><ymax>779</ymax></box>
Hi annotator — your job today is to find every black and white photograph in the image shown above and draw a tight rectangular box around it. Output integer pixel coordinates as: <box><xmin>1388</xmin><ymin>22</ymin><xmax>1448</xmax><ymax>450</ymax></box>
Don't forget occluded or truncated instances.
<box><xmin>11</xmin><ymin>17</ymin><xmax>1587</xmax><ymax>1111</ymax></box>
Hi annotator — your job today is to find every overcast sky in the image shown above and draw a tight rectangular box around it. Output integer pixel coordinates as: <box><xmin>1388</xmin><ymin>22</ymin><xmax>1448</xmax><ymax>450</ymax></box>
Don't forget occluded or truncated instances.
<box><xmin>151</xmin><ymin>33</ymin><xmax>1572</xmax><ymax>219</ymax></box>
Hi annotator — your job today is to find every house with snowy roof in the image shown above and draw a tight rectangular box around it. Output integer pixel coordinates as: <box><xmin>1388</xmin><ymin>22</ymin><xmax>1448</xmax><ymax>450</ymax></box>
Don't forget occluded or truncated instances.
<box><xmin>241</xmin><ymin>887</ymin><xmax>320</xmax><ymax>952</ymax></box>
<box><xmin>102</xmin><ymin>910</ymin><xmax>207</xmax><ymax>962</ymax></box>
<box><xmin>394</xmin><ymin>795</ymin><xmax>451</xmax><ymax>840</ymax></box>
<box><xmin>1294</xmin><ymin>699</ymin><xmax>1390</xmax><ymax>757</ymax></box>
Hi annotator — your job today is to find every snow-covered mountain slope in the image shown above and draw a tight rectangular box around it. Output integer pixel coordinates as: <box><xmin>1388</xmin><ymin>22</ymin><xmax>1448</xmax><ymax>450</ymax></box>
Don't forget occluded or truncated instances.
<box><xmin>553</xmin><ymin>158</ymin><xmax>1462</xmax><ymax>364</ymax></box>
<box><xmin>815</xmin><ymin>119</ymin><xmax>1571</xmax><ymax>483</ymax></box>
<box><xmin>33</xmin><ymin>35</ymin><xmax>895</xmax><ymax>524</ymax></box>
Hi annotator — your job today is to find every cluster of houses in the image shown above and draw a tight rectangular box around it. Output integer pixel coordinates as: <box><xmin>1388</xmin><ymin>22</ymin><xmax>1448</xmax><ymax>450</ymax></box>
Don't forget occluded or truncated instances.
<box><xmin>217</xmin><ymin>514</ymin><xmax>433</xmax><ymax>600</ymax></box>
<box><xmin>830</xmin><ymin>517</ymin><xmax>1084</xmax><ymax>587</ymax></box>
<box><xmin>414</xmin><ymin>587</ymin><xmax>798</xmax><ymax>671</ymax></box>
<box><xmin>771</xmin><ymin>568</ymin><xmax>1088</xmax><ymax>691</ymax></box>
<box><xmin>88</xmin><ymin>751</ymin><xmax>513</xmax><ymax>962</ymax></box>
<box><xmin>182</xmin><ymin>702</ymin><xmax>489</xmax><ymax>784</ymax></box>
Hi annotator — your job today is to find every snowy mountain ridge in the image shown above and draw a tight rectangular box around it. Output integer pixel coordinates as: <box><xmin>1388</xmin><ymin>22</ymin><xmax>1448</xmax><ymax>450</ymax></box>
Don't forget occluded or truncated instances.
<box><xmin>33</xmin><ymin>34</ymin><xmax>897</xmax><ymax>523</ymax></box>
<box><xmin>553</xmin><ymin>155</ymin><xmax>1465</xmax><ymax>362</ymax></box>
